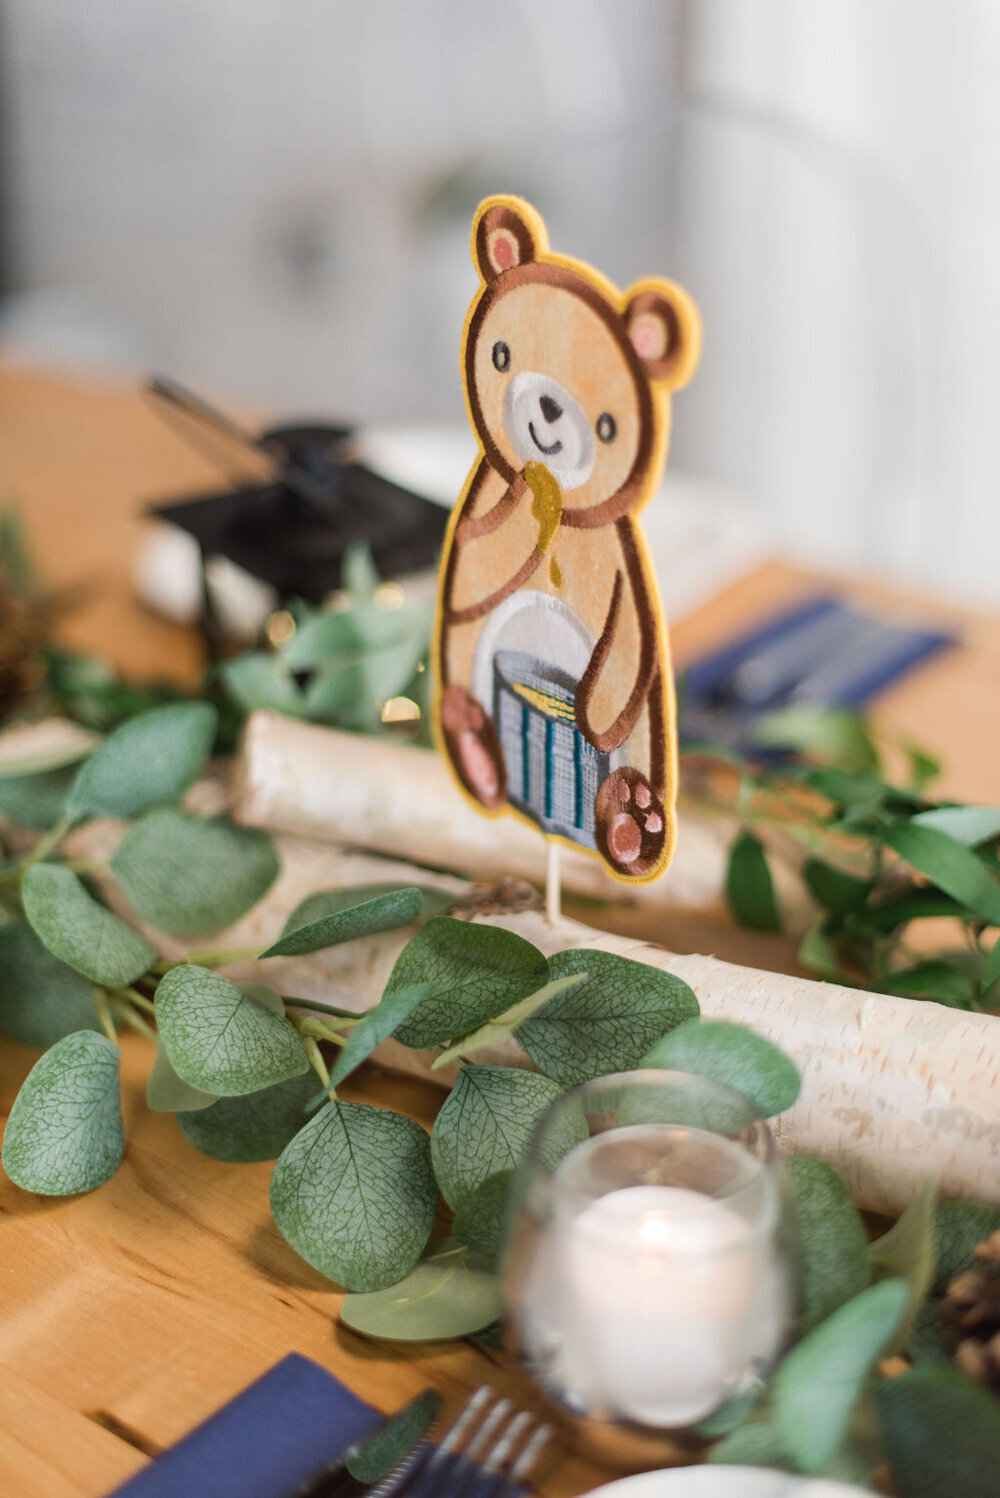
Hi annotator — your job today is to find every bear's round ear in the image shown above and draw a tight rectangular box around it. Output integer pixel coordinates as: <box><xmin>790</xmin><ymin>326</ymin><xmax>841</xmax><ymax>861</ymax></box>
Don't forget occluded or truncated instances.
<box><xmin>474</xmin><ymin>198</ymin><xmax>541</xmax><ymax>282</ymax></box>
<box><xmin>625</xmin><ymin>281</ymin><xmax>702</xmax><ymax>391</ymax></box>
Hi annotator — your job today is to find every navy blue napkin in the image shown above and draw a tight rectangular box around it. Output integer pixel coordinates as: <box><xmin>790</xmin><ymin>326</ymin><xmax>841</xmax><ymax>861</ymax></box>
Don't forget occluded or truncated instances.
<box><xmin>108</xmin><ymin>1353</ymin><xmax>383</xmax><ymax>1498</ymax></box>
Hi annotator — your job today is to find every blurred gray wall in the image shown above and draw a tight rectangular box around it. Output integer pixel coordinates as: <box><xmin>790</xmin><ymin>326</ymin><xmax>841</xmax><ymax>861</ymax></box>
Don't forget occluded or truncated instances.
<box><xmin>2</xmin><ymin>0</ymin><xmax>998</xmax><ymax>605</ymax></box>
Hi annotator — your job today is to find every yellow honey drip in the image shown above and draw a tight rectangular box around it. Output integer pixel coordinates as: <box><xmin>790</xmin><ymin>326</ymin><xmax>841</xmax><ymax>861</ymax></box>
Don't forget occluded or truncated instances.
<box><xmin>524</xmin><ymin>461</ymin><xmax>563</xmax><ymax>588</ymax></box>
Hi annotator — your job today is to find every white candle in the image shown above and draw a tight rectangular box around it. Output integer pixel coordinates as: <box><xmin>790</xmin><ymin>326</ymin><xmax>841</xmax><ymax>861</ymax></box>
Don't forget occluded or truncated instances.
<box><xmin>534</xmin><ymin>1127</ymin><xmax>788</xmax><ymax>1427</ymax></box>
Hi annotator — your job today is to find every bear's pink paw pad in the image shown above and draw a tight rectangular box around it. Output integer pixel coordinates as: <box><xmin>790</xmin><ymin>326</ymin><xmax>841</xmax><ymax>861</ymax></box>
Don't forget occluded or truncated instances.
<box><xmin>595</xmin><ymin>767</ymin><xmax>668</xmax><ymax>879</ymax></box>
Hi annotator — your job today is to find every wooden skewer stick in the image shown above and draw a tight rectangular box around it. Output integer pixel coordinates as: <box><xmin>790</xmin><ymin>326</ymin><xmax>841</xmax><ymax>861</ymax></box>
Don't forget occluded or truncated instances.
<box><xmin>545</xmin><ymin>840</ymin><xmax>561</xmax><ymax>926</ymax></box>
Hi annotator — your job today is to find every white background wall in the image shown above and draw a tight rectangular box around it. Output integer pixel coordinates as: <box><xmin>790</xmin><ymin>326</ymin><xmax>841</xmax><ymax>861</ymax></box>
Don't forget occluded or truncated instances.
<box><xmin>2</xmin><ymin>1</ymin><xmax>998</xmax><ymax>605</ymax></box>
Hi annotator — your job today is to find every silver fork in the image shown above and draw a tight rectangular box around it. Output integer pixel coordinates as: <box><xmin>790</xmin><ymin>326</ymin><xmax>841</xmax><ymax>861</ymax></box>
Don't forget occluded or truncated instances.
<box><xmin>370</xmin><ymin>1385</ymin><xmax>551</xmax><ymax>1498</ymax></box>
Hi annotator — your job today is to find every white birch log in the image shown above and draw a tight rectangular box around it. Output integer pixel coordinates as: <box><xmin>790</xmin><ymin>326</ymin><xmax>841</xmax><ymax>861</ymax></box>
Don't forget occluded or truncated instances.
<box><xmin>55</xmin><ymin>810</ymin><xmax>1000</xmax><ymax>1219</ymax></box>
<box><xmin>233</xmin><ymin>710</ymin><xmax>810</xmax><ymax>923</ymax></box>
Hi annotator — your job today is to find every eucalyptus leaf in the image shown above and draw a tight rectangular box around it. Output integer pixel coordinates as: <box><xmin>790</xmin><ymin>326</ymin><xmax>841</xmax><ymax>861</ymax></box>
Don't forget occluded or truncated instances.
<box><xmin>282</xmin><ymin>883</ymin><xmax>454</xmax><ymax>934</ymax></box>
<box><xmin>797</xmin><ymin>921</ymin><xmax>850</xmax><ymax>983</ymax></box>
<box><xmin>261</xmin><ymin>886</ymin><xmax>423</xmax><ymax>959</ymax></box>
<box><xmin>786</xmin><ymin>1156</ymin><xmax>871</xmax><ymax>1333</ymax></box>
<box><xmin>755</xmin><ymin>705</ymin><xmax>880</xmax><ymax>773</ymax></box>
<box><xmin>431</xmin><ymin>1066</ymin><xmax>582</xmax><ymax>1209</ymax></box>
<box><xmin>885</xmin><ymin>960</ymin><xmax>977</xmax><ymax>1009</ymax></box>
<box><xmin>884</xmin><ymin>822</ymin><xmax>1000</xmax><ymax>924</ymax></box>
<box><xmin>868</xmin><ymin>1181</ymin><xmax>937</xmax><ymax>1347</ymax></box>
<box><xmin>65</xmin><ymin>701</ymin><xmax>218</xmax><ymax>822</ymax></box>
<box><xmin>708</xmin><ymin>1421</ymin><xmax>796</xmax><ymax>1471</ymax></box>
<box><xmin>22</xmin><ymin>863</ymin><xmax>155</xmax><ymax>988</ymax></box>
<box><xmin>802</xmin><ymin>858</ymin><xmax>872</xmax><ymax>916</ymax></box>
<box><xmin>516</xmin><ymin>949</ymin><xmax>699</xmax><ymax>1086</ymax></box>
<box><xmin>345</xmin><ymin>1390</ymin><xmax>441</xmax><ymax>1484</ymax></box>
<box><xmin>725</xmin><ymin>831</ymin><xmax>781</xmax><ymax>932</ymax></box>
<box><xmin>342</xmin><ymin>543</ymin><xmax>381</xmax><ymax>603</ymax></box>
<box><xmin>146</xmin><ymin>1043</ymin><xmax>218</xmax><ymax>1113</ymax></box>
<box><xmin>981</xmin><ymin>936</ymin><xmax>1000</xmax><ymax>992</ymax></box>
<box><xmin>327</xmin><ymin>982</ymin><xmax>434</xmax><ymax>1089</ymax></box>
<box><xmin>155</xmin><ymin>964</ymin><xmax>308</xmax><ymax>1096</ymax></box>
<box><xmin>281</xmin><ymin>603</ymin><xmax>412</xmax><ymax>670</ymax></box>
<box><xmin>389</xmin><ymin>919</ymin><xmax>549</xmax><ymax>1050</ymax></box>
<box><xmin>877</xmin><ymin>1364</ymin><xmax>1000</xmax><ymax>1498</ymax></box>
<box><xmin>178</xmin><ymin>1071</ymin><xmax>317</xmax><ymax>1161</ymax></box>
<box><xmin>270</xmin><ymin>1100</ymin><xmax>437</xmax><ymax>1292</ymax></box>
<box><xmin>1</xmin><ymin>1031</ymin><xmax>124</xmax><ymax>1195</ymax></box>
<box><xmin>0</xmin><ymin>921</ymin><xmax>101</xmax><ymax>1047</ymax></box>
<box><xmin>219</xmin><ymin>653</ymin><xmax>307</xmax><ymax>715</ymax></box>
<box><xmin>912</xmin><ymin>804</ymin><xmax>1000</xmax><ymax>846</ymax></box>
<box><xmin>772</xmin><ymin>1278</ymin><xmax>908</xmax><ymax>1474</ymax></box>
<box><xmin>111</xmin><ymin>808</ymin><xmax>280</xmax><ymax>936</ymax></box>
<box><xmin>640</xmin><ymin>1020</ymin><xmax>800</xmax><ymax>1119</ymax></box>
<box><xmin>0</xmin><ymin>763</ymin><xmax>77</xmax><ymax>829</ymax></box>
<box><xmin>451</xmin><ymin>1169</ymin><xmax>514</xmax><ymax>1258</ymax></box>
<box><xmin>930</xmin><ymin>1198</ymin><xmax>1000</xmax><ymax>1295</ymax></box>
<box><xmin>339</xmin><ymin>1238</ymin><xmax>503</xmax><ymax>1341</ymax></box>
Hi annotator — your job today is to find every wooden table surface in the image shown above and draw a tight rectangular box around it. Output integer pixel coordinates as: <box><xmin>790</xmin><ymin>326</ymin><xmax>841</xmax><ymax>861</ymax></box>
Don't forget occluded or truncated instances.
<box><xmin>2</xmin><ymin>361</ymin><xmax>1000</xmax><ymax>1497</ymax></box>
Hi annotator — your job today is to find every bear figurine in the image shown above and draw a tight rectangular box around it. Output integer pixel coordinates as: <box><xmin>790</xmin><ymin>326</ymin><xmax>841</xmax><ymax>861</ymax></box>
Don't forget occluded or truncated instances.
<box><xmin>434</xmin><ymin>195</ymin><xmax>701</xmax><ymax>883</ymax></box>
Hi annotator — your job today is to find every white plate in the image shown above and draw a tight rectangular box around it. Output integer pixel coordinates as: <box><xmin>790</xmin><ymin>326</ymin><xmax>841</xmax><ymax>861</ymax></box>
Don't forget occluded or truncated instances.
<box><xmin>585</xmin><ymin>1469</ymin><xmax>869</xmax><ymax>1498</ymax></box>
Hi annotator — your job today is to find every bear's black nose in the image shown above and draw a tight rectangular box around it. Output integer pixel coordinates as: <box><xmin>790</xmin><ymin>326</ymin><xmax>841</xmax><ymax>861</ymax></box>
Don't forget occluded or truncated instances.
<box><xmin>539</xmin><ymin>394</ymin><xmax>563</xmax><ymax>424</ymax></box>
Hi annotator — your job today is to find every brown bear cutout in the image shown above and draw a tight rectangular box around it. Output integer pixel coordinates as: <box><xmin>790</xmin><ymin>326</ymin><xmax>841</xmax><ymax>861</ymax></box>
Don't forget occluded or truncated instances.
<box><xmin>434</xmin><ymin>195</ymin><xmax>701</xmax><ymax>883</ymax></box>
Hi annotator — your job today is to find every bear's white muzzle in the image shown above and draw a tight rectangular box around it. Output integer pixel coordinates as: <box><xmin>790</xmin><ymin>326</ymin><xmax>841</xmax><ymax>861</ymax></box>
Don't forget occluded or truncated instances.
<box><xmin>503</xmin><ymin>372</ymin><xmax>595</xmax><ymax>490</ymax></box>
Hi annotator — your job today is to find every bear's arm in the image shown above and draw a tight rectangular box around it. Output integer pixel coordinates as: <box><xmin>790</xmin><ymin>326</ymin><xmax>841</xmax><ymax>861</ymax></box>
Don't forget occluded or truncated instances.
<box><xmin>575</xmin><ymin>523</ymin><xmax>658</xmax><ymax>752</ymax></box>
<box><xmin>443</xmin><ymin>460</ymin><xmax>543</xmax><ymax>623</ymax></box>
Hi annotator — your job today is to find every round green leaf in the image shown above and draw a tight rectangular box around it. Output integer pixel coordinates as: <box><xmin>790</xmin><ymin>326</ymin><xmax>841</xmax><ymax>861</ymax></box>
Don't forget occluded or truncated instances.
<box><xmin>178</xmin><ymin>1071</ymin><xmax>317</xmax><ymax>1161</ymax></box>
<box><xmin>931</xmin><ymin>1198</ymin><xmax>1000</xmax><ymax>1295</ymax></box>
<box><xmin>111</xmin><ymin>808</ymin><xmax>279</xmax><ymax>936</ymax></box>
<box><xmin>517</xmin><ymin>948</ymin><xmax>700</xmax><ymax>1086</ymax></box>
<box><xmin>146</xmin><ymin>1043</ymin><xmax>218</xmax><ymax>1113</ymax></box>
<box><xmin>1</xmin><ymin>1031</ymin><xmax>124</xmax><ymax>1195</ymax></box>
<box><xmin>0</xmin><ymin>764</ymin><xmax>78</xmax><ymax>829</ymax></box>
<box><xmin>451</xmin><ymin>1170</ymin><xmax>514</xmax><ymax>1258</ymax></box>
<box><xmin>877</xmin><ymin>1364</ymin><xmax>1000</xmax><ymax>1498</ymax></box>
<box><xmin>261</xmin><ymin>886</ymin><xmax>422</xmax><ymax>958</ymax></box>
<box><xmin>22</xmin><ymin>863</ymin><xmax>156</xmax><ymax>988</ymax></box>
<box><xmin>340</xmin><ymin>1239</ymin><xmax>502</xmax><ymax>1341</ymax></box>
<box><xmin>270</xmin><ymin>1100</ymin><xmax>437</xmax><ymax>1292</ymax></box>
<box><xmin>155</xmin><ymin>964</ymin><xmax>308</xmax><ymax>1096</ymax></box>
<box><xmin>0</xmin><ymin>921</ymin><xmax>101</xmax><ymax>1048</ymax></box>
<box><xmin>725</xmin><ymin>831</ymin><xmax>781</xmax><ymax>932</ymax></box>
<box><xmin>772</xmin><ymin>1278</ymin><xmax>909</xmax><ymax>1474</ymax></box>
<box><xmin>389</xmin><ymin>918</ymin><xmax>549</xmax><ymax>1050</ymax></box>
<box><xmin>430</xmin><ymin>1066</ymin><xmax>581</xmax><ymax>1209</ymax></box>
<box><xmin>786</xmin><ymin>1156</ymin><xmax>871</xmax><ymax>1334</ymax></box>
<box><xmin>65</xmin><ymin>701</ymin><xmax>218</xmax><ymax>822</ymax></box>
<box><xmin>640</xmin><ymin>1019</ymin><xmax>801</xmax><ymax>1119</ymax></box>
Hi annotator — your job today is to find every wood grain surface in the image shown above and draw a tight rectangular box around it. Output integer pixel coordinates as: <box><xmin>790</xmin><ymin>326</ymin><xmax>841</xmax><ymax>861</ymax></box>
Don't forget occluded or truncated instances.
<box><xmin>2</xmin><ymin>360</ymin><xmax>999</xmax><ymax>1496</ymax></box>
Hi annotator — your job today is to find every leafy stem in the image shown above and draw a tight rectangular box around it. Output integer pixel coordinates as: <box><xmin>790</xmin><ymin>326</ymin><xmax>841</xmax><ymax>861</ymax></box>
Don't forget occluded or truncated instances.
<box><xmin>20</xmin><ymin>814</ymin><xmax>74</xmax><ymax>873</ymax></box>
<box><xmin>90</xmin><ymin>987</ymin><xmax>118</xmax><ymax>1046</ymax></box>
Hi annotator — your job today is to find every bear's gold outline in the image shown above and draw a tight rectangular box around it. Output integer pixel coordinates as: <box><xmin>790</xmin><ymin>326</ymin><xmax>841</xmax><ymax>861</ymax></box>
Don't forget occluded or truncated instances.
<box><xmin>432</xmin><ymin>193</ymin><xmax>702</xmax><ymax>886</ymax></box>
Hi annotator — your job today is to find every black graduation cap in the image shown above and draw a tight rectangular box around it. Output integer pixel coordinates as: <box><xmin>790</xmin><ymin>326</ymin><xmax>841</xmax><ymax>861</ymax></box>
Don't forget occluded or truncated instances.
<box><xmin>146</xmin><ymin>377</ymin><xmax>449</xmax><ymax>626</ymax></box>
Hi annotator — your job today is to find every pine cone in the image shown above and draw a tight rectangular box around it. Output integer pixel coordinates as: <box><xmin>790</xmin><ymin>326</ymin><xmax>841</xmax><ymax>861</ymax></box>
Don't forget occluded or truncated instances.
<box><xmin>941</xmin><ymin>1229</ymin><xmax>1000</xmax><ymax>1391</ymax></box>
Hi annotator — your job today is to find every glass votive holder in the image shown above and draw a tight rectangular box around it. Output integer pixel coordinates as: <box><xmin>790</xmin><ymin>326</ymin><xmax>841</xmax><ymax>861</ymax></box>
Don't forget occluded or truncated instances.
<box><xmin>503</xmin><ymin>1070</ymin><xmax>799</xmax><ymax>1465</ymax></box>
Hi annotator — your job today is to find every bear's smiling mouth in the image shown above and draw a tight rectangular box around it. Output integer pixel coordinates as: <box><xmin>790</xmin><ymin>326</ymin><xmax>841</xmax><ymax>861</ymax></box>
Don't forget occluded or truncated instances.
<box><xmin>528</xmin><ymin>421</ymin><xmax>563</xmax><ymax>456</ymax></box>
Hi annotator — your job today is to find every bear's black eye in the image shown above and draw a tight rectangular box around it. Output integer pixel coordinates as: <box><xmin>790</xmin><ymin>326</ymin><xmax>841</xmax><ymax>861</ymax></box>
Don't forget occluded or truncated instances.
<box><xmin>492</xmin><ymin>341</ymin><xmax>510</xmax><ymax>373</ymax></box>
<box><xmin>596</xmin><ymin>413</ymin><xmax>617</xmax><ymax>444</ymax></box>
